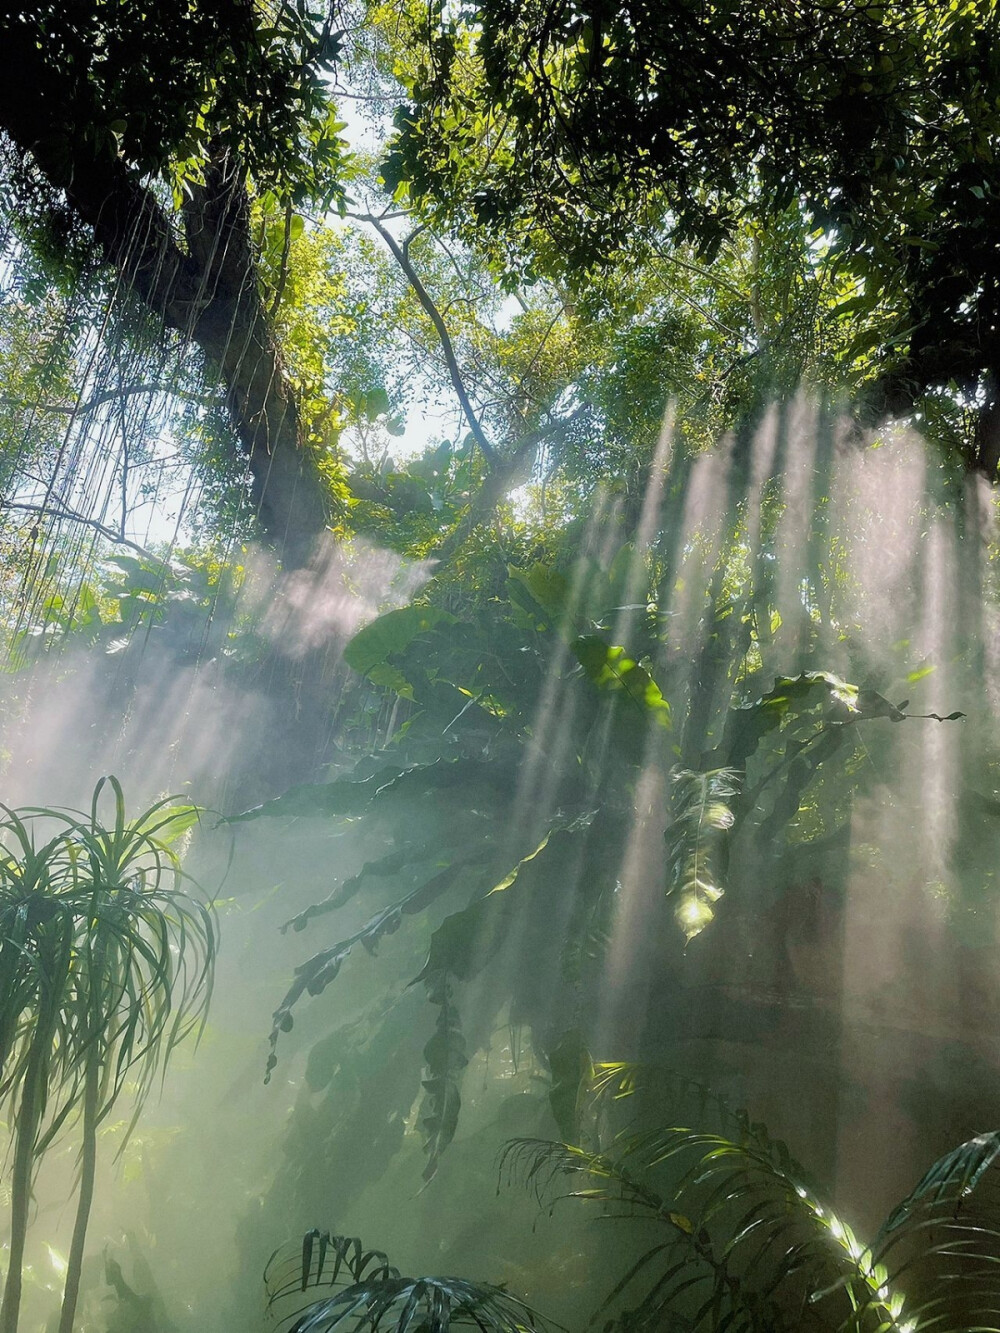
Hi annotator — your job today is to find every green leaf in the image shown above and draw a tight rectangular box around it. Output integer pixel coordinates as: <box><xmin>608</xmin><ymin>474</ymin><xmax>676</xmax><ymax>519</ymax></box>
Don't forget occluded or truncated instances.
<box><xmin>721</xmin><ymin>671</ymin><xmax>858</xmax><ymax>768</ymax></box>
<box><xmin>572</xmin><ymin>635</ymin><xmax>671</xmax><ymax>727</ymax></box>
<box><xmin>905</xmin><ymin>664</ymin><xmax>935</xmax><ymax>684</ymax></box>
<box><xmin>344</xmin><ymin>605</ymin><xmax>458</xmax><ymax>687</ymax></box>
<box><xmin>419</xmin><ymin>971</ymin><xmax>467</xmax><ymax>1181</ymax></box>
<box><xmin>507</xmin><ymin>563</ymin><xmax>571</xmax><ymax>626</ymax></box>
<box><xmin>665</xmin><ymin>769</ymin><xmax>740</xmax><ymax>943</ymax></box>
<box><xmin>546</xmin><ymin>1030</ymin><xmax>594</xmax><ymax>1142</ymax></box>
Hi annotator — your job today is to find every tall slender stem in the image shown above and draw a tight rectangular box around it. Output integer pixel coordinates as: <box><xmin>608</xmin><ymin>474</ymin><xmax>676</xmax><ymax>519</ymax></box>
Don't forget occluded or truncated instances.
<box><xmin>0</xmin><ymin>1031</ymin><xmax>47</xmax><ymax>1333</ymax></box>
<box><xmin>57</xmin><ymin>1048</ymin><xmax>99</xmax><ymax>1333</ymax></box>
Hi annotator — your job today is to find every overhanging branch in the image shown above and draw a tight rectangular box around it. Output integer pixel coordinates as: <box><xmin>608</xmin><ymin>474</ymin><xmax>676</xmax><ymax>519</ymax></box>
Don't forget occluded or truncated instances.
<box><xmin>0</xmin><ymin>500</ymin><xmax>159</xmax><ymax>561</ymax></box>
<box><xmin>0</xmin><ymin>27</ymin><xmax>331</xmax><ymax>565</ymax></box>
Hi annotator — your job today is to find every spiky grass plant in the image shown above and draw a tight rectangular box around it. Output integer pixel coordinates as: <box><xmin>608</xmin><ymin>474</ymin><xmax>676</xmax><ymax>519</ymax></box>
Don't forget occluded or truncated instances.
<box><xmin>265</xmin><ymin>1231</ymin><xmax>549</xmax><ymax>1333</ymax></box>
<box><xmin>0</xmin><ymin>778</ymin><xmax>216</xmax><ymax>1333</ymax></box>
<box><xmin>0</xmin><ymin>811</ymin><xmax>80</xmax><ymax>1333</ymax></box>
<box><xmin>503</xmin><ymin>1127</ymin><xmax>1000</xmax><ymax>1332</ymax></box>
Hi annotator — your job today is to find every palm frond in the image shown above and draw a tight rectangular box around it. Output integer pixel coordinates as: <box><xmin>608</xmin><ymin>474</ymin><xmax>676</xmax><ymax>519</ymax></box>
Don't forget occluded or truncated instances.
<box><xmin>878</xmin><ymin>1132</ymin><xmax>1000</xmax><ymax>1238</ymax></box>
<box><xmin>854</xmin><ymin>1133</ymin><xmax>1000</xmax><ymax>1333</ymax></box>
<box><xmin>265</xmin><ymin>1232</ymin><xmax>550</xmax><ymax>1333</ymax></box>
<box><xmin>503</xmin><ymin>1129</ymin><xmax>896</xmax><ymax>1333</ymax></box>
<box><xmin>265</xmin><ymin>1232</ymin><xmax>399</xmax><ymax>1310</ymax></box>
<box><xmin>287</xmin><ymin>1276</ymin><xmax>541</xmax><ymax>1333</ymax></box>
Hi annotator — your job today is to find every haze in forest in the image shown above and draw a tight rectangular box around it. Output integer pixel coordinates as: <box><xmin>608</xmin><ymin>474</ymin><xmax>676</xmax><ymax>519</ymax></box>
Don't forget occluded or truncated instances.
<box><xmin>2</xmin><ymin>4</ymin><xmax>1000</xmax><ymax>1333</ymax></box>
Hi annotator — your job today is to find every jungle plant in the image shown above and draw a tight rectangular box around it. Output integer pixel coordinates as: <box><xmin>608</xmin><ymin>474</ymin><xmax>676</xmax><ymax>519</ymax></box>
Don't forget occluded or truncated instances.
<box><xmin>264</xmin><ymin>1230</ymin><xmax>549</xmax><ymax>1333</ymax></box>
<box><xmin>0</xmin><ymin>812</ymin><xmax>80</xmax><ymax>1333</ymax></box>
<box><xmin>0</xmin><ymin>778</ymin><xmax>216</xmax><ymax>1333</ymax></box>
<box><xmin>503</xmin><ymin>1122</ymin><xmax>1000</xmax><ymax>1332</ymax></box>
<box><xmin>232</xmin><ymin>553</ymin><xmax>965</xmax><ymax>1183</ymax></box>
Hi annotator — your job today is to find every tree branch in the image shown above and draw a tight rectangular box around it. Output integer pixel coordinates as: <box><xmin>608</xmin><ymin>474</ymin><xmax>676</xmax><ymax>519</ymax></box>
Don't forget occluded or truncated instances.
<box><xmin>0</xmin><ymin>501</ymin><xmax>159</xmax><ymax>561</ymax></box>
<box><xmin>268</xmin><ymin>201</ymin><xmax>295</xmax><ymax>319</ymax></box>
<box><xmin>434</xmin><ymin>409</ymin><xmax>584</xmax><ymax>561</ymax></box>
<box><xmin>0</xmin><ymin>383</ymin><xmax>217</xmax><ymax>418</ymax></box>
<box><xmin>354</xmin><ymin>212</ymin><xmax>499</xmax><ymax>468</ymax></box>
<box><xmin>0</xmin><ymin>29</ymin><xmax>331</xmax><ymax>565</ymax></box>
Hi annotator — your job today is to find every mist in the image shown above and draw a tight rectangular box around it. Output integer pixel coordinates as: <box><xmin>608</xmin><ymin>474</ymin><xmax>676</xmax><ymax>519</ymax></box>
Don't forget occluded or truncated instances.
<box><xmin>1</xmin><ymin>402</ymin><xmax>999</xmax><ymax>1333</ymax></box>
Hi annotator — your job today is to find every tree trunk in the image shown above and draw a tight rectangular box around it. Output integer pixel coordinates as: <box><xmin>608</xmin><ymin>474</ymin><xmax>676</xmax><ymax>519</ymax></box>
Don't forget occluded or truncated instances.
<box><xmin>0</xmin><ymin>1033</ymin><xmax>47</xmax><ymax>1333</ymax></box>
<box><xmin>973</xmin><ymin>376</ymin><xmax>1000</xmax><ymax>481</ymax></box>
<box><xmin>0</xmin><ymin>26</ymin><xmax>330</xmax><ymax>567</ymax></box>
<box><xmin>57</xmin><ymin>1053</ymin><xmax>100</xmax><ymax>1333</ymax></box>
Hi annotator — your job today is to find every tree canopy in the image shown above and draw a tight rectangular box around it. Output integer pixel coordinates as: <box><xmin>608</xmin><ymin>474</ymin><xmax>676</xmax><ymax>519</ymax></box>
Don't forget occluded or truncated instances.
<box><xmin>390</xmin><ymin>0</ymin><xmax>1000</xmax><ymax>463</ymax></box>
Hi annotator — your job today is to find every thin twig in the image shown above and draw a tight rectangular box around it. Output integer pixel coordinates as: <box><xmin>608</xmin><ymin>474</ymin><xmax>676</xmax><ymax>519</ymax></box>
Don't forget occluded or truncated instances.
<box><xmin>0</xmin><ymin>383</ymin><xmax>215</xmax><ymax>418</ymax></box>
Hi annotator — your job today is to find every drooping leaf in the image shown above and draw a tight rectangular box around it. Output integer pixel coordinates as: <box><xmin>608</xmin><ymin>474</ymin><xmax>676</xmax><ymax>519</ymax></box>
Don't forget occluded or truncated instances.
<box><xmin>418</xmin><ymin>971</ymin><xmax>467</xmax><ymax>1182</ymax></box>
<box><xmin>265</xmin><ymin>853</ymin><xmax>492</xmax><ymax>1081</ymax></box>
<box><xmin>665</xmin><ymin>769</ymin><xmax>740</xmax><ymax>943</ymax></box>
<box><xmin>281</xmin><ymin>840</ymin><xmax>445</xmax><ymax>934</ymax></box>
<box><xmin>412</xmin><ymin>822</ymin><xmax>593</xmax><ymax>989</ymax></box>
<box><xmin>545</xmin><ymin>1029</ymin><xmax>595</xmax><ymax>1143</ymax></box>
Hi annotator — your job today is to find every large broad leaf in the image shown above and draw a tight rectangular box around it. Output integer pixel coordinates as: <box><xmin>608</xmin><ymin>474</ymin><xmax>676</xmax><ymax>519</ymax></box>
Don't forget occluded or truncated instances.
<box><xmin>572</xmin><ymin>635</ymin><xmax>671</xmax><ymax>727</ymax></box>
<box><xmin>507</xmin><ymin>563</ymin><xmax>572</xmax><ymax>632</ymax></box>
<box><xmin>412</xmin><ymin>820</ymin><xmax>594</xmax><ymax>989</ymax></box>
<box><xmin>344</xmin><ymin>605</ymin><xmax>458</xmax><ymax>699</ymax></box>
<box><xmin>545</xmin><ymin>1029</ymin><xmax>595</xmax><ymax>1143</ymax></box>
<box><xmin>418</xmin><ymin>970</ymin><xmax>467</xmax><ymax>1182</ymax></box>
<box><xmin>720</xmin><ymin>671</ymin><xmax>859</xmax><ymax>768</ymax></box>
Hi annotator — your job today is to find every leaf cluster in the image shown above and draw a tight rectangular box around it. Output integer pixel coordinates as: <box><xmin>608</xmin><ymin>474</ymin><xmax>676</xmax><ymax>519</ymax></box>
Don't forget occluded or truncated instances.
<box><xmin>266</xmin><ymin>1229</ymin><xmax>549</xmax><ymax>1333</ymax></box>
<box><xmin>504</xmin><ymin>1124</ymin><xmax>1000</xmax><ymax>1333</ymax></box>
